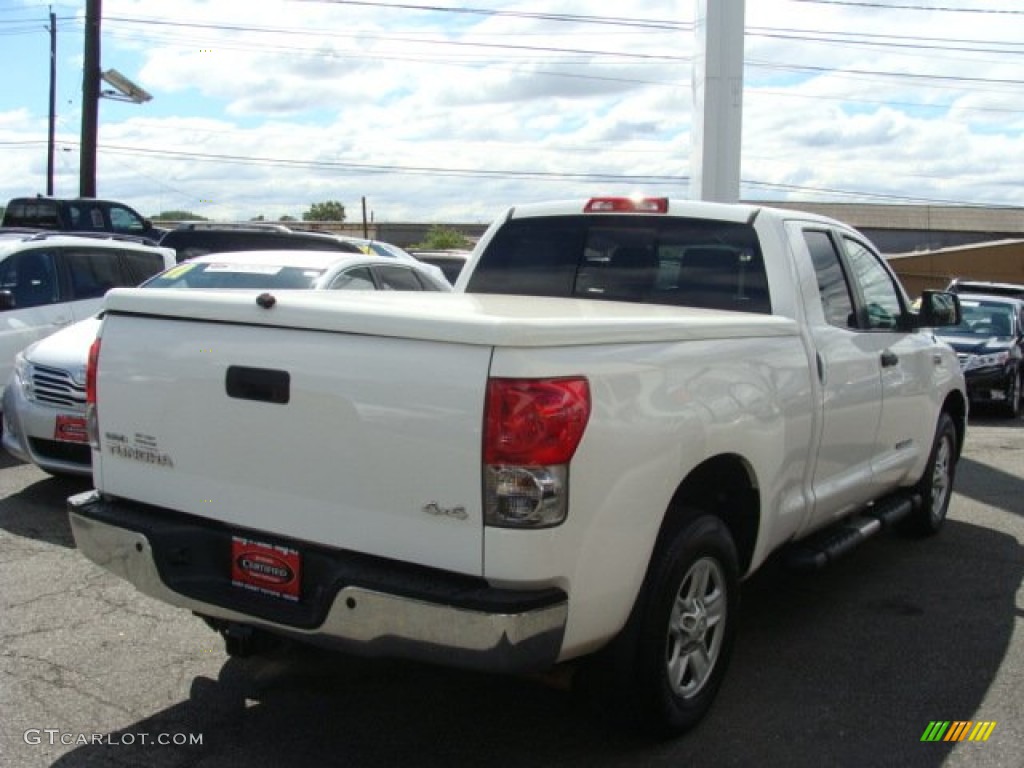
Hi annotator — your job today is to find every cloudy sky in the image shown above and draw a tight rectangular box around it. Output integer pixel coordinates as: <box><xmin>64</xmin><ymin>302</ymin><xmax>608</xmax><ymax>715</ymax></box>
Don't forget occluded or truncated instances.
<box><xmin>1</xmin><ymin>0</ymin><xmax>1023</xmax><ymax>224</ymax></box>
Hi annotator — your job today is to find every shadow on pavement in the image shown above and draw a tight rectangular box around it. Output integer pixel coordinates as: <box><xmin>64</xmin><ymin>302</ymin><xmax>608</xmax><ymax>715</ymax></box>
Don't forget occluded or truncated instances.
<box><xmin>52</xmin><ymin>515</ymin><xmax>1021</xmax><ymax>768</ymax></box>
<box><xmin>0</xmin><ymin>473</ymin><xmax>91</xmax><ymax>548</ymax></box>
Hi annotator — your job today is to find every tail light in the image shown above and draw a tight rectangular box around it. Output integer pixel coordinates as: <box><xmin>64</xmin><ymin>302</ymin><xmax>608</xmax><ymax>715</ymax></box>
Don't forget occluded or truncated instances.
<box><xmin>85</xmin><ymin>337</ymin><xmax>101</xmax><ymax>450</ymax></box>
<box><xmin>584</xmin><ymin>197</ymin><xmax>668</xmax><ymax>213</ymax></box>
<box><xmin>483</xmin><ymin>377</ymin><xmax>590</xmax><ymax>528</ymax></box>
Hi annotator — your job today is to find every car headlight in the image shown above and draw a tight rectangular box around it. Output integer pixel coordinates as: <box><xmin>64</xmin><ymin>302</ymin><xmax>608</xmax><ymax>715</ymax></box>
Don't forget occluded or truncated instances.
<box><xmin>963</xmin><ymin>350</ymin><xmax>1010</xmax><ymax>371</ymax></box>
<box><xmin>13</xmin><ymin>354</ymin><xmax>35</xmax><ymax>400</ymax></box>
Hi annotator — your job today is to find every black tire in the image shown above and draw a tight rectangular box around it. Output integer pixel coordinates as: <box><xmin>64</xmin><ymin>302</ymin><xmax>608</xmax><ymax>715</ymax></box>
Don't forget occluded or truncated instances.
<box><xmin>581</xmin><ymin>514</ymin><xmax>740</xmax><ymax>737</ymax></box>
<box><xmin>899</xmin><ymin>412</ymin><xmax>958</xmax><ymax>537</ymax></box>
<box><xmin>1001</xmin><ymin>368</ymin><xmax>1021</xmax><ymax>419</ymax></box>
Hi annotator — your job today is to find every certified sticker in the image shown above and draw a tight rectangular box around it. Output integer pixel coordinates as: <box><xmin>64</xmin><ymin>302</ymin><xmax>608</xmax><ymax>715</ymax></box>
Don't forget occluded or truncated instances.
<box><xmin>230</xmin><ymin>536</ymin><xmax>301</xmax><ymax>601</ymax></box>
<box><xmin>54</xmin><ymin>415</ymin><xmax>88</xmax><ymax>444</ymax></box>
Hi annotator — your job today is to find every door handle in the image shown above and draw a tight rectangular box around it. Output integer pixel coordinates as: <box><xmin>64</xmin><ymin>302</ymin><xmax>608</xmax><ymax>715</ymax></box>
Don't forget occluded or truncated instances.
<box><xmin>880</xmin><ymin>350</ymin><xmax>899</xmax><ymax>368</ymax></box>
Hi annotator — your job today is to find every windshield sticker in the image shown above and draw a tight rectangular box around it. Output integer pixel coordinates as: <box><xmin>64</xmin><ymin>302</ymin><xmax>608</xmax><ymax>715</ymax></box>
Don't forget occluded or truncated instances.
<box><xmin>160</xmin><ymin>263</ymin><xmax>196</xmax><ymax>280</ymax></box>
<box><xmin>204</xmin><ymin>264</ymin><xmax>284</xmax><ymax>275</ymax></box>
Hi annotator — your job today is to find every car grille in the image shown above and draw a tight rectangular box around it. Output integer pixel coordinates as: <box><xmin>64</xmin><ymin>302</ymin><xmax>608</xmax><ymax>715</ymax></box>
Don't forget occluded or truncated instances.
<box><xmin>956</xmin><ymin>353</ymin><xmax>969</xmax><ymax>370</ymax></box>
<box><xmin>29</xmin><ymin>364</ymin><xmax>87</xmax><ymax>409</ymax></box>
<box><xmin>29</xmin><ymin>438</ymin><xmax>91</xmax><ymax>465</ymax></box>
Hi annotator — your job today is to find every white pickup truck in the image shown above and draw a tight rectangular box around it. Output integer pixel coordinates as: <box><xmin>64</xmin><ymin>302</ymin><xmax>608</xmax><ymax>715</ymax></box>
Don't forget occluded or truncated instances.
<box><xmin>69</xmin><ymin>197</ymin><xmax>967</xmax><ymax>735</ymax></box>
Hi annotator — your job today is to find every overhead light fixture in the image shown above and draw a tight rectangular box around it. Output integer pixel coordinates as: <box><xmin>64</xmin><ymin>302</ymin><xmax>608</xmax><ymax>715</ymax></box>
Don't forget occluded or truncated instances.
<box><xmin>100</xmin><ymin>68</ymin><xmax>152</xmax><ymax>104</ymax></box>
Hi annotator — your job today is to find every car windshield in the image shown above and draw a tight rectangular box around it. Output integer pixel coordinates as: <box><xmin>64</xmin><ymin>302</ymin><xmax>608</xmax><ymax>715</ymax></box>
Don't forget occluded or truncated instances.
<box><xmin>941</xmin><ymin>300</ymin><xmax>1016</xmax><ymax>337</ymax></box>
<box><xmin>144</xmin><ymin>261</ymin><xmax>326</xmax><ymax>289</ymax></box>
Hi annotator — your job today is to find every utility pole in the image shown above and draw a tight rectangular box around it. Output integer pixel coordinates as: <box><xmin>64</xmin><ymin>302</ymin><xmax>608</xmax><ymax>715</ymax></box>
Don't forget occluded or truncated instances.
<box><xmin>690</xmin><ymin>0</ymin><xmax>745</xmax><ymax>203</ymax></box>
<box><xmin>47</xmin><ymin>7</ymin><xmax>57</xmax><ymax>196</ymax></box>
<box><xmin>80</xmin><ymin>0</ymin><xmax>101</xmax><ymax>197</ymax></box>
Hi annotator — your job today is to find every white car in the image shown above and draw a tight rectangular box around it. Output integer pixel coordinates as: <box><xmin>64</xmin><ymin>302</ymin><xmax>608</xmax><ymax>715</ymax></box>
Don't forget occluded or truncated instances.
<box><xmin>332</xmin><ymin>235</ymin><xmax>451</xmax><ymax>286</ymax></box>
<box><xmin>0</xmin><ymin>231</ymin><xmax>175</xmax><ymax>396</ymax></box>
<box><xmin>2</xmin><ymin>249</ymin><xmax>449</xmax><ymax>476</ymax></box>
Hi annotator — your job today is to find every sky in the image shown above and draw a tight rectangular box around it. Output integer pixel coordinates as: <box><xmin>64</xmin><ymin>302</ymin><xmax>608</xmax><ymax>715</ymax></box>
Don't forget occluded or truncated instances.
<box><xmin>1</xmin><ymin>0</ymin><xmax>1023</xmax><ymax>225</ymax></box>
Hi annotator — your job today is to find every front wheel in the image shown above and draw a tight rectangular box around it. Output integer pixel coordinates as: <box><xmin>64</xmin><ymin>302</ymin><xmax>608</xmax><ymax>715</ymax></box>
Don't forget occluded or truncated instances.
<box><xmin>589</xmin><ymin>514</ymin><xmax>740</xmax><ymax>736</ymax></box>
<box><xmin>1001</xmin><ymin>369</ymin><xmax>1021</xmax><ymax>419</ymax></box>
<box><xmin>900</xmin><ymin>412</ymin><xmax>958</xmax><ymax>537</ymax></box>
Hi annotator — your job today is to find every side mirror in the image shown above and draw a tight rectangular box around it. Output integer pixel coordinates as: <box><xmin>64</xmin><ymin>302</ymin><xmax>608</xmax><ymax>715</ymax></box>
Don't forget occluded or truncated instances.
<box><xmin>917</xmin><ymin>290</ymin><xmax>961</xmax><ymax>328</ymax></box>
<box><xmin>0</xmin><ymin>290</ymin><xmax>15</xmax><ymax>311</ymax></box>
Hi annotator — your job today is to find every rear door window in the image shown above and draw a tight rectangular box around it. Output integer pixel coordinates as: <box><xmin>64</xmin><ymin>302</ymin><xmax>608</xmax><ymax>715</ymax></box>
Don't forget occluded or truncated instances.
<box><xmin>62</xmin><ymin>248</ymin><xmax>129</xmax><ymax>299</ymax></box>
<box><xmin>374</xmin><ymin>265</ymin><xmax>429</xmax><ymax>291</ymax></box>
<box><xmin>329</xmin><ymin>267</ymin><xmax>375</xmax><ymax>290</ymax></box>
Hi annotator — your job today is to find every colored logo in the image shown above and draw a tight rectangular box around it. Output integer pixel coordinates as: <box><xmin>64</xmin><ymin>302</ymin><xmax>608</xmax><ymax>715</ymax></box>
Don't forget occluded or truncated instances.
<box><xmin>921</xmin><ymin>721</ymin><xmax>996</xmax><ymax>742</ymax></box>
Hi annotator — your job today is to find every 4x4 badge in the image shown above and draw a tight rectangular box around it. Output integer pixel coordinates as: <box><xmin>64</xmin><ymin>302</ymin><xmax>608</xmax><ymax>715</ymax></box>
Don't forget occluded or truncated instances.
<box><xmin>422</xmin><ymin>502</ymin><xmax>467</xmax><ymax>521</ymax></box>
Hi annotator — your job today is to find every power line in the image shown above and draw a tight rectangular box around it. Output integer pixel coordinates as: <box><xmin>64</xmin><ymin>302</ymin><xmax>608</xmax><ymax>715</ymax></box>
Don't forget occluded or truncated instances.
<box><xmin>287</xmin><ymin>0</ymin><xmax>692</xmax><ymax>31</ymax></box>
<box><xmin>791</xmin><ymin>0</ymin><xmax>1024</xmax><ymax>14</ymax></box>
<box><xmin>6</xmin><ymin>140</ymin><xmax>998</xmax><ymax>207</ymax></box>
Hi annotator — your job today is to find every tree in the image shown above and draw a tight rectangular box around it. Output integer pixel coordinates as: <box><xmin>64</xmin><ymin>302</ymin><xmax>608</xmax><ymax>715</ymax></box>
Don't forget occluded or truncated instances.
<box><xmin>302</xmin><ymin>201</ymin><xmax>346</xmax><ymax>222</ymax></box>
<box><xmin>417</xmin><ymin>225</ymin><xmax>471</xmax><ymax>250</ymax></box>
<box><xmin>153</xmin><ymin>210</ymin><xmax>208</xmax><ymax>222</ymax></box>
<box><xmin>279</xmin><ymin>214</ymin><xmax>297</xmax><ymax>222</ymax></box>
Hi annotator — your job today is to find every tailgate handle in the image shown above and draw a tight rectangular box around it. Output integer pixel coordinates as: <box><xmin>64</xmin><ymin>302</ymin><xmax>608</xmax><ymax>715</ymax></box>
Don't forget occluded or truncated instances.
<box><xmin>226</xmin><ymin>366</ymin><xmax>290</xmax><ymax>404</ymax></box>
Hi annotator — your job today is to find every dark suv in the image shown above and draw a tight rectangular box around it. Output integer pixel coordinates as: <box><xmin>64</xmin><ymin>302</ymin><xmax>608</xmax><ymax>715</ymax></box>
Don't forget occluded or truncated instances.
<box><xmin>2</xmin><ymin>196</ymin><xmax>164</xmax><ymax>243</ymax></box>
<box><xmin>159</xmin><ymin>224</ymin><xmax>363</xmax><ymax>262</ymax></box>
<box><xmin>946</xmin><ymin>278</ymin><xmax>1024</xmax><ymax>301</ymax></box>
<box><xmin>934</xmin><ymin>293</ymin><xmax>1024</xmax><ymax>418</ymax></box>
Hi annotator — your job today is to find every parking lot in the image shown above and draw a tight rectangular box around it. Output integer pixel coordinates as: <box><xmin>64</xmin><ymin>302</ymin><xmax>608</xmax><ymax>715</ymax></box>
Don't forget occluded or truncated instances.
<box><xmin>1</xmin><ymin>414</ymin><xmax>1021</xmax><ymax>768</ymax></box>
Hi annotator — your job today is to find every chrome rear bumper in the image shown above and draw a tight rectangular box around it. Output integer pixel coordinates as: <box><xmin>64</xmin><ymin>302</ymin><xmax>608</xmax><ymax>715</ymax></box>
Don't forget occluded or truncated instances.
<box><xmin>69</xmin><ymin>491</ymin><xmax>567</xmax><ymax>672</ymax></box>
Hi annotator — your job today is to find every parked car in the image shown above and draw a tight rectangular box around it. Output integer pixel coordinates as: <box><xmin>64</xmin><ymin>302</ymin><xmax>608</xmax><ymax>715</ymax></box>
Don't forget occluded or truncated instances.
<box><xmin>1</xmin><ymin>196</ymin><xmax>165</xmax><ymax>243</ymax></box>
<box><xmin>0</xmin><ymin>232</ymin><xmax>174</xmax><ymax>398</ymax></box>
<box><xmin>332</xmin><ymin>235</ymin><xmax>451</xmax><ymax>285</ymax></box>
<box><xmin>946</xmin><ymin>278</ymin><xmax>1024</xmax><ymax>300</ymax></box>
<box><xmin>2</xmin><ymin>249</ymin><xmax>449</xmax><ymax>476</ymax></box>
<box><xmin>934</xmin><ymin>293</ymin><xmax>1024</xmax><ymax>417</ymax></box>
<box><xmin>158</xmin><ymin>223</ymin><xmax>364</xmax><ymax>262</ymax></box>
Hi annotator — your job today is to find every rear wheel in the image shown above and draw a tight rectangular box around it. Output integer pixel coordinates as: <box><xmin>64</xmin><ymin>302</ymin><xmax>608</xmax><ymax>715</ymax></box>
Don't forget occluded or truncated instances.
<box><xmin>900</xmin><ymin>412</ymin><xmax>957</xmax><ymax>536</ymax></box>
<box><xmin>583</xmin><ymin>514</ymin><xmax>740</xmax><ymax>736</ymax></box>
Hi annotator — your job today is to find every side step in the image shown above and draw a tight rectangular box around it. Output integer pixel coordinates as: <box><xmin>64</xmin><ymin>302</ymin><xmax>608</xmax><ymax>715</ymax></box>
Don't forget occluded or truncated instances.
<box><xmin>786</xmin><ymin>492</ymin><xmax>921</xmax><ymax>571</ymax></box>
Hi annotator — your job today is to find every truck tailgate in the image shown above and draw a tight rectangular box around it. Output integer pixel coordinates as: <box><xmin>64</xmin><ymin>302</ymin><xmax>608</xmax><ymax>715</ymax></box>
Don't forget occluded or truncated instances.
<box><xmin>93</xmin><ymin>312</ymin><xmax>492</xmax><ymax>577</ymax></box>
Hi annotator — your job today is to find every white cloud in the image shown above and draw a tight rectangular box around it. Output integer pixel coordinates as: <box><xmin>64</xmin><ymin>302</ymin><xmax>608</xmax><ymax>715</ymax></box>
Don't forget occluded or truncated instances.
<box><xmin>3</xmin><ymin>0</ymin><xmax>1024</xmax><ymax>225</ymax></box>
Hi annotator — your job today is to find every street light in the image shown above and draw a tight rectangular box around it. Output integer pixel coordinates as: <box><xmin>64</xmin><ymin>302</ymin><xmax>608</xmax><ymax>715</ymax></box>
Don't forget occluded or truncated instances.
<box><xmin>100</xmin><ymin>68</ymin><xmax>152</xmax><ymax>104</ymax></box>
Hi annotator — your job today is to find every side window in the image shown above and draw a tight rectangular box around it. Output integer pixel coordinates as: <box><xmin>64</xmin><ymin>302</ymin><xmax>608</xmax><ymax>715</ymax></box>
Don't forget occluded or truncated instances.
<box><xmin>0</xmin><ymin>250</ymin><xmax>59</xmax><ymax>309</ymax></box>
<box><xmin>842</xmin><ymin>237</ymin><xmax>903</xmax><ymax>330</ymax></box>
<box><xmin>122</xmin><ymin>251</ymin><xmax>167</xmax><ymax>283</ymax></box>
<box><xmin>329</xmin><ymin>267</ymin><xmax>375</xmax><ymax>291</ymax></box>
<box><xmin>63</xmin><ymin>248</ymin><xmax>128</xmax><ymax>299</ymax></box>
<box><xmin>375</xmin><ymin>265</ymin><xmax>425</xmax><ymax>291</ymax></box>
<box><xmin>108</xmin><ymin>205</ymin><xmax>145</xmax><ymax>234</ymax></box>
<box><xmin>803</xmin><ymin>230</ymin><xmax>855</xmax><ymax>329</ymax></box>
<box><xmin>68</xmin><ymin>203</ymin><xmax>106</xmax><ymax>231</ymax></box>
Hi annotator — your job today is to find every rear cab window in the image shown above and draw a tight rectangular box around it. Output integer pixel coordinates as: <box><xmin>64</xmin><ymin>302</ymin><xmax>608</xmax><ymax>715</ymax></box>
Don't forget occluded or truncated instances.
<box><xmin>466</xmin><ymin>214</ymin><xmax>771</xmax><ymax>313</ymax></box>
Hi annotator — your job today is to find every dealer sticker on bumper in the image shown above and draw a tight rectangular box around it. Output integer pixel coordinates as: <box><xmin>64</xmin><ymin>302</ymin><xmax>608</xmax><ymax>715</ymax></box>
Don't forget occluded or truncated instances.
<box><xmin>230</xmin><ymin>536</ymin><xmax>301</xmax><ymax>601</ymax></box>
<box><xmin>54</xmin><ymin>415</ymin><xmax>88</xmax><ymax>444</ymax></box>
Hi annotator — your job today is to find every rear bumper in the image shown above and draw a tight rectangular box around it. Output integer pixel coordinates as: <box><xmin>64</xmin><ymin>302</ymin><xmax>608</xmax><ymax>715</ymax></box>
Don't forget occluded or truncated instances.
<box><xmin>69</xmin><ymin>490</ymin><xmax>567</xmax><ymax>672</ymax></box>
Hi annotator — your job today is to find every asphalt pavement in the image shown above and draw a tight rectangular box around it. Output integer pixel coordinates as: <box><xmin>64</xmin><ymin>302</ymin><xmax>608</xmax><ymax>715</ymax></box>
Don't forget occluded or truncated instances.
<box><xmin>1</xmin><ymin>413</ymin><xmax>1021</xmax><ymax>768</ymax></box>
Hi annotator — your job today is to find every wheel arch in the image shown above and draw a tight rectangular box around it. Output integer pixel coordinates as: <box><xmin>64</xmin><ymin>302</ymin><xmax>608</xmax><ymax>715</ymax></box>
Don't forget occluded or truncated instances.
<box><xmin>942</xmin><ymin>389</ymin><xmax>968</xmax><ymax>459</ymax></box>
<box><xmin>656</xmin><ymin>454</ymin><xmax>760</xmax><ymax>576</ymax></box>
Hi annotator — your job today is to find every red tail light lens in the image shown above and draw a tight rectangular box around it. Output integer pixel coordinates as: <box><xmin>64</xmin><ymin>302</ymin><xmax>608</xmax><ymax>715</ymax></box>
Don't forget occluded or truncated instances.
<box><xmin>484</xmin><ymin>377</ymin><xmax>591</xmax><ymax>465</ymax></box>
<box><xmin>86</xmin><ymin>338</ymin><xmax>101</xmax><ymax>405</ymax></box>
<box><xmin>584</xmin><ymin>197</ymin><xmax>668</xmax><ymax>213</ymax></box>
